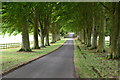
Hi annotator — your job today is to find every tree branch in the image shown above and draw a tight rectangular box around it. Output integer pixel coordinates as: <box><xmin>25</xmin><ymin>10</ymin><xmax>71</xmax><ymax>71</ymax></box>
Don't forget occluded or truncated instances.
<box><xmin>99</xmin><ymin>2</ymin><xmax>110</xmax><ymax>12</ymax></box>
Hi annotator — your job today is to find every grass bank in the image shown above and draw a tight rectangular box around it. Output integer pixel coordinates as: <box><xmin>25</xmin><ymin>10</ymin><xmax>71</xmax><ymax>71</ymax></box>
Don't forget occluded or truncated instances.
<box><xmin>1</xmin><ymin>38</ymin><xmax>66</xmax><ymax>74</ymax></box>
<box><xmin>74</xmin><ymin>39</ymin><xmax>119</xmax><ymax>78</ymax></box>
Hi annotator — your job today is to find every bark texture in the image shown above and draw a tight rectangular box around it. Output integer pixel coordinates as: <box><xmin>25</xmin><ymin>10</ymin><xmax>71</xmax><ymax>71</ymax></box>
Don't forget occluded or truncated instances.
<box><xmin>116</xmin><ymin>2</ymin><xmax>120</xmax><ymax>58</ymax></box>
<box><xmin>51</xmin><ymin>33</ymin><xmax>57</xmax><ymax>43</ymax></box>
<box><xmin>97</xmin><ymin>7</ymin><xmax>105</xmax><ymax>52</ymax></box>
<box><xmin>19</xmin><ymin>20</ymin><xmax>31</xmax><ymax>52</ymax></box>
<box><xmin>51</xmin><ymin>23</ymin><xmax>58</xmax><ymax>43</ymax></box>
<box><xmin>45</xmin><ymin>15</ymin><xmax>50</xmax><ymax>46</ymax></box>
<box><xmin>33</xmin><ymin>8</ymin><xmax>39</xmax><ymax>49</ymax></box>
<box><xmin>109</xmin><ymin>3</ymin><xmax>120</xmax><ymax>59</ymax></box>
<box><xmin>91</xmin><ymin>6</ymin><xmax>97</xmax><ymax>49</ymax></box>
<box><xmin>38</xmin><ymin>15</ymin><xmax>46</xmax><ymax>47</ymax></box>
<box><xmin>86</xmin><ymin>28</ymin><xmax>92</xmax><ymax>47</ymax></box>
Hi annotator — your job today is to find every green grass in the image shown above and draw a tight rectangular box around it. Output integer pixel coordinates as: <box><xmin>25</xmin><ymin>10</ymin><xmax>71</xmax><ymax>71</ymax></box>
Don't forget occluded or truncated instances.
<box><xmin>74</xmin><ymin>39</ymin><xmax>119</xmax><ymax>78</ymax></box>
<box><xmin>1</xmin><ymin>38</ymin><xmax>66</xmax><ymax>74</ymax></box>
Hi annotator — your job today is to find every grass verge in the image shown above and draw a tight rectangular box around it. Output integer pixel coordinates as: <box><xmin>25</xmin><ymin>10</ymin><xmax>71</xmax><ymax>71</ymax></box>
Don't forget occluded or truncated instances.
<box><xmin>1</xmin><ymin>38</ymin><xmax>66</xmax><ymax>75</ymax></box>
<box><xmin>74</xmin><ymin>39</ymin><xmax>119</xmax><ymax>78</ymax></box>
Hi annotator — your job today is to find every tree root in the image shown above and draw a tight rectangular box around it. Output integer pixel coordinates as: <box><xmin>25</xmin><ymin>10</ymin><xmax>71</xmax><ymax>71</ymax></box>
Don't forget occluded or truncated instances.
<box><xmin>32</xmin><ymin>46</ymin><xmax>40</xmax><ymax>49</ymax></box>
<box><xmin>89</xmin><ymin>47</ymin><xmax>97</xmax><ymax>50</ymax></box>
<box><xmin>45</xmin><ymin>44</ymin><xmax>50</xmax><ymax>46</ymax></box>
<box><xmin>41</xmin><ymin>46</ymin><xmax>46</xmax><ymax>48</ymax></box>
<box><xmin>77</xmin><ymin>45</ymin><xmax>81</xmax><ymax>51</ymax></box>
<box><xmin>51</xmin><ymin>41</ymin><xmax>56</xmax><ymax>44</ymax></box>
<box><xmin>18</xmin><ymin>48</ymin><xmax>32</xmax><ymax>52</ymax></box>
<box><xmin>106</xmin><ymin>54</ymin><xmax>120</xmax><ymax>60</ymax></box>
<box><xmin>96</xmin><ymin>49</ymin><xmax>106</xmax><ymax>53</ymax></box>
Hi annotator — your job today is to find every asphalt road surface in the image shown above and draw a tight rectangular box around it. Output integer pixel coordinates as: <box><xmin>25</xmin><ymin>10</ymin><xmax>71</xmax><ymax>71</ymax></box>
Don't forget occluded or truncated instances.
<box><xmin>3</xmin><ymin>34</ymin><xmax>75</xmax><ymax>78</ymax></box>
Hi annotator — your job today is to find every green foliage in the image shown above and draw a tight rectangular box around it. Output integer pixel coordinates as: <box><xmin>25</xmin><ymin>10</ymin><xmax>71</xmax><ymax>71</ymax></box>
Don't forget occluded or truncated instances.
<box><xmin>1</xmin><ymin>2</ymin><xmax>111</xmax><ymax>36</ymax></box>
<box><xmin>2</xmin><ymin>2</ymin><xmax>33</xmax><ymax>36</ymax></box>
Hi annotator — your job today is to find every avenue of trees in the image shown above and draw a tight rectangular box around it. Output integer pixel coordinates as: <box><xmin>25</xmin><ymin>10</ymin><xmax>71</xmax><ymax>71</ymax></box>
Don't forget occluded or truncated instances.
<box><xmin>1</xmin><ymin>2</ymin><xmax>120</xmax><ymax>59</ymax></box>
<box><xmin>2</xmin><ymin>2</ymin><xmax>64</xmax><ymax>51</ymax></box>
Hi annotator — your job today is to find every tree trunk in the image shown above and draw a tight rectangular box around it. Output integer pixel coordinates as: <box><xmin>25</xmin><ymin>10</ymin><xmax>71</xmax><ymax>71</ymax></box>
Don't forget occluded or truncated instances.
<box><xmin>116</xmin><ymin>25</ymin><xmax>120</xmax><ymax>58</ymax></box>
<box><xmin>109</xmin><ymin>14</ymin><xmax>118</xmax><ymax>58</ymax></box>
<box><xmin>78</xmin><ymin>32</ymin><xmax>81</xmax><ymax>41</ymax></box>
<box><xmin>51</xmin><ymin>23</ymin><xmax>58</xmax><ymax>43</ymax></box>
<box><xmin>56</xmin><ymin>31</ymin><xmax>61</xmax><ymax>41</ymax></box>
<box><xmin>84</xmin><ymin>29</ymin><xmax>87</xmax><ymax>45</ymax></box>
<box><xmin>86</xmin><ymin>28</ymin><xmax>92</xmax><ymax>47</ymax></box>
<box><xmin>38</xmin><ymin>14</ymin><xmax>46</xmax><ymax>48</ymax></box>
<box><xmin>41</xmin><ymin>32</ymin><xmax>45</xmax><ymax>47</ymax></box>
<box><xmin>51</xmin><ymin>32</ymin><xmax>57</xmax><ymax>43</ymax></box>
<box><xmin>108</xmin><ymin>3</ymin><xmax>120</xmax><ymax>59</ymax></box>
<box><xmin>97</xmin><ymin>7</ymin><xmax>105</xmax><ymax>53</ymax></box>
<box><xmin>45</xmin><ymin>32</ymin><xmax>50</xmax><ymax>46</ymax></box>
<box><xmin>91</xmin><ymin>12</ymin><xmax>97</xmax><ymax>49</ymax></box>
<box><xmin>19</xmin><ymin>20</ymin><xmax>31</xmax><ymax>52</ymax></box>
<box><xmin>91</xmin><ymin>26</ymin><xmax>97</xmax><ymax>49</ymax></box>
<box><xmin>33</xmin><ymin>8</ymin><xmax>39</xmax><ymax>49</ymax></box>
<box><xmin>116</xmin><ymin>2</ymin><xmax>120</xmax><ymax>58</ymax></box>
<box><xmin>80</xmin><ymin>29</ymin><xmax>85</xmax><ymax>44</ymax></box>
<box><xmin>45</xmin><ymin>15</ymin><xmax>50</xmax><ymax>46</ymax></box>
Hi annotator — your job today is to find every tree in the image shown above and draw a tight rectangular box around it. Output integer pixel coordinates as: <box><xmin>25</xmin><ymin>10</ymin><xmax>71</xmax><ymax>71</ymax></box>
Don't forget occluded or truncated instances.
<box><xmin>33</xmin><ymin>5</ymin><xmax>40</xmax><ymax>49</ymax></box>
<box><xmin>116</xmin><ymin>2</ymin><xmax>120</xmax><ymax>58</ymax></box>
<box><xmin>91</xmin><ymin>2</ymin><xmax>98</xmax><ymax>49</ymax></box>
<box><xmin>97</xmin><ymin>4</ymin><xmax>106</xmax><ymax>53</ymax></box>
<box><xmin>45</xmin><ymin>14</ymin><xmax>50</xmax><ymax>46</ymax></box>
<box><xmin>2</xmin><ymin>3</ymin><xmax>32</xmax><ymax>52</ymax></box>
<box><xmin>109</xmin><ymin>2</ymin><xmax>120</xmax><ymax>58</ymax></box>
<box><xmin>100</xmin><ymin>2</ymin><xmax>120</xmax><ymax>58</ymax></box>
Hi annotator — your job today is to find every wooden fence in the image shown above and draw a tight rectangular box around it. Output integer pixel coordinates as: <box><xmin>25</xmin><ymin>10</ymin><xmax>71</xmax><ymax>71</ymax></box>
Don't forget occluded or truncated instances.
<box><xmin>0</xmin><ymin>43</ymin><xmax>21</xmax><ymax>49</ymax></box>
<box><xmin>0</xmin><ymin>41</ymin><xmax>34</xmax><ymax>49</ymax></box>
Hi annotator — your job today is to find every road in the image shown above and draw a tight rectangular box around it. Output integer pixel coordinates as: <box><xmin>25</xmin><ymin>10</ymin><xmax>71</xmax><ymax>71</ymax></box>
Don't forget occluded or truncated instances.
<box><xmin>3</xmin><ymin>34</ymin><xmax>75</xmax><ymax>78</ymax></box>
